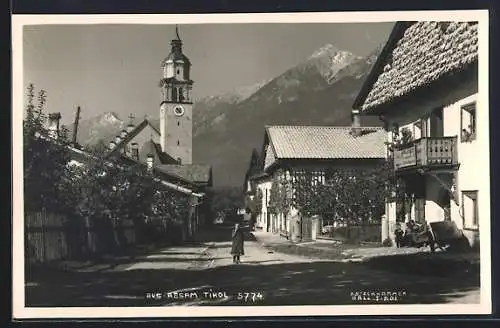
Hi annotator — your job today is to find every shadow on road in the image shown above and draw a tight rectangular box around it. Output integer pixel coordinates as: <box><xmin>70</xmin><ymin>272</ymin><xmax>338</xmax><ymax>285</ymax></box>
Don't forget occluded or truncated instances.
<box><xmin>26</xmin><ymin>253</ymin><xmax>480</xmax><ymax>307</ymax></box>
<box><xmin>363</xmin><ymin>252</ymin><xmax>479</xmax><ymax>277</ymax></box>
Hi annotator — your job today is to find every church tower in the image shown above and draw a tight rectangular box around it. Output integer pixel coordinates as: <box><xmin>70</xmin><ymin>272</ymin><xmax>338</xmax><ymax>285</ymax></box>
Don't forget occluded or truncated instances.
<box><xmin>159</xmin><ymin>25</ymin><xmax>194</xmax><ymax>164</ymax></box>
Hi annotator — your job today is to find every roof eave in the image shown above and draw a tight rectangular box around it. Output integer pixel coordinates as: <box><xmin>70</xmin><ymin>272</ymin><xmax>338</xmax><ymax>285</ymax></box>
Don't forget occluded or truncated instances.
<box><xmin>360</xmin><ymin>61</ymin><xmax>478</xmax><ymax>117</ymax></box>
<box><xmin>105</xmin><ymin>119</ymin><xmax>149</xmax><ymax>158</ymax></box>
<box><xmin>352</xmin><ymin>21</ymin><xmax>413</xmax><ymax>111</ymax></box>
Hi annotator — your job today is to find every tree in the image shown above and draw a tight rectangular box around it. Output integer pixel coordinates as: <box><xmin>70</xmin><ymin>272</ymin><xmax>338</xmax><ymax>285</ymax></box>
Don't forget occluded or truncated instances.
<box><xmin>268</xmin><ymin>170</ymin><xmax>293</xmax><ymax>231</ymax></box>
<box><xmin>250</xmin><ymin>189</ymin><xmax>263</xmax><ymax>215</ymax></box>
<box><xmin>268</xmin><ymin>170</ymin><xmax>290</xmax><ymax>216</ymax></box>
<box><xmin>325</xmin><ymin>164</ymin><xmax>390</xmax><ymax>224</ymax></box>
<box><xmin>23</xmin><ymin>84</ymin><xmax>73</xmax><ymax>213</ymax></box>
<box><xmin>86</xmin><ymin>139</ymin><xmax>109</xmax><ymax>155</ymax></box>
<box><xmin>294</xmin><ymin>171</ymin><xmax>331</xmax><ymax>218</ymax></box>
<box><xmin>294</xmin><ymin>163</ymin><xmax>391</xmax><ymax>224</ymax></box>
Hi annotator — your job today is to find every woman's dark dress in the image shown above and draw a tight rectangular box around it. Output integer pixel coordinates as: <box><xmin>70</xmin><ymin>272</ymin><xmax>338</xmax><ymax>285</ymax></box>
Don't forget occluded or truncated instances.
<box><xmin>231</xmin><ymin>228</ymin><xmax>244</xmax><ymax>256</ymax></box>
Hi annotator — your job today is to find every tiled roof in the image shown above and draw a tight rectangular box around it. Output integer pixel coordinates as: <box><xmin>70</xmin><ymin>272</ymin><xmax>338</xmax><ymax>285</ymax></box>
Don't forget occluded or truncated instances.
<box><xmin>156</xmin><ymin>164</ymin><xmax>212</xmax><ymax>184</ymax></box>
<box><xmin>357</xmin><ymin>21</ymin><xmax>478</xmax><ymax>112</ymax></box>
<box><xmin>138</xmin><ymin>140</ymin><xmax>178</xmax><ymax>165</ymax></box>
<box><xmin>265</xmin><ymin>125</ymin><xmax>386</xmax><ymax>160</ymax></box>
<box><xmin>118</xmin><ymin>156</ymin><xmax>198</xmax><ymax>189</ymax></box>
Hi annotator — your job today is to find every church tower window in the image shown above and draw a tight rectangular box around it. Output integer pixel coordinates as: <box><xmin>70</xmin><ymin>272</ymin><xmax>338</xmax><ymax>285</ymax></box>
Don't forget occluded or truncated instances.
<box><xmin>179</xmin><ymin>87</ymin><xmax>184</xmax><ymax>102</ymax></box>
<box><xmin>172</xmin><ymin>88</ymin><xmax>177</xmax><ymax>102</ymax></box>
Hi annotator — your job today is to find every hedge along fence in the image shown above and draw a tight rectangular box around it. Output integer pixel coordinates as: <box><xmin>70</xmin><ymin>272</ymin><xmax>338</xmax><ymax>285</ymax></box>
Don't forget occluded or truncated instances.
<box><xmin>320</xmin><ymin>223</ymin><xmax>382</xmax><ymax>244</ymax></box>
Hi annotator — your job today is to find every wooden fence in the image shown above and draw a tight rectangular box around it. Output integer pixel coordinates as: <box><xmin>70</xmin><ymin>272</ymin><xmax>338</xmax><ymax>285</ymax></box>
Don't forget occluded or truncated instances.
<box><xmin>25</xmin><ymin>208</ymin><xmax>201</xmax><ymax>264</ymax></box>
<box><xmin>24</xmin><ymin>211</ymin><xmax>159</xmax><ymax>264</ymax></box>
<box><xmin>25</xmin><ymin>211</ymin><xmax>69</xmax><ymax>263</ymax></box>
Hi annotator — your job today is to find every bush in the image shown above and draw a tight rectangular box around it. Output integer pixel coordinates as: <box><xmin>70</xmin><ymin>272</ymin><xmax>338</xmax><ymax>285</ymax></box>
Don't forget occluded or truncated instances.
<box><xmin>382</xmin><ymin>237</ymin><xmax>393</xmax><ymax>247</ymax></box>
<box><xmin>364</xmin><ymin>234</ymin><xmax>381</xmax><ymax>243</ymax></box>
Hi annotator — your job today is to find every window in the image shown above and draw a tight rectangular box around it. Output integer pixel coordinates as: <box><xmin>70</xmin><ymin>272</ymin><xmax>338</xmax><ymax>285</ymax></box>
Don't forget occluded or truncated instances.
<box><xmin>177</xmin><ymin>121</ymin><xmax>180</xmax><ymax>126</ymax></box>
<box><xmin>461</xmin><ymin>102</ymin><xmax>477</xmax><ymax>142</ymax></box>
<box><xmin>172</xmin><ymin>88</ymin><xmax>177</xmax><ymax>102</ymax></box>
<box><xmin>462</xmin><ymin>190</ymin><xmax>479</xmax><ymax>229</ymax></box>
<box><xmin>177</xmin><ymin>140</ymin><xmax>180</xmax><ymax>146</ymax></box>
<box><xmin>179</xmin><ymin>87</ymin><xmax>184</xmax><ymax>102</ymax></box>
<box><xmin>132</xmin><ymin>148</ymin><xmax>139</xmax><ymax>160</ymax></box>
<box><xmin>177</xmin><ymin>69</ymin><xmax>180</xmax><ymax>75</ymax></box>
<box><xmin>429</xmin><ymin>107</ymin><xmax>444</xmax><ymax>137</ymax></box>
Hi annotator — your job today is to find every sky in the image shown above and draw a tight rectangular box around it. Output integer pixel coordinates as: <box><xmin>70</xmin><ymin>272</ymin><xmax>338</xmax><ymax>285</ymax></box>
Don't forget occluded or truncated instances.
<box><xmin>23</xmin><ymin>23</ymin><xmax>394</xmax><ymax>124</ymax></box>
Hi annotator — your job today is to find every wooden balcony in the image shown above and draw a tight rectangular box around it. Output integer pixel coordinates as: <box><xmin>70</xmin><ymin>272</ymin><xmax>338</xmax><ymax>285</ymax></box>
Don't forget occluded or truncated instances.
<box><xmin>393</xmin><ymin>137</ymin><xmax>459</xmax><ymax>173</ymax></box>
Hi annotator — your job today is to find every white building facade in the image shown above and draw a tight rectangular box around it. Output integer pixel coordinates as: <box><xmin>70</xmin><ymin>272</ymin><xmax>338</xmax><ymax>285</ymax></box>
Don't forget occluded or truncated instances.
<box><xmin>353</xmin><ymin>21</ymin><xmax>486</xmax><ymax>248</ymax></box>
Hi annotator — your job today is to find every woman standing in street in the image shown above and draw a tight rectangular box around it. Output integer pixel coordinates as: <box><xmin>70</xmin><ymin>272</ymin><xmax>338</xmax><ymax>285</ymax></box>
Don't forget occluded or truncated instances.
<box><xmin>231</xmin><ymin>223</ymin><xmax>245</xmax><ymax>264</ymax></box>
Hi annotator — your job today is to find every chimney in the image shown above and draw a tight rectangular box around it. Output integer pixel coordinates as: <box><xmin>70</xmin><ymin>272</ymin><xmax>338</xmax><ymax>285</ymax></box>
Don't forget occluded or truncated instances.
<box><xmin>351</xmin><ymin>109</ymin><xmax>362</xmax><ymax>137</ymax></box>
<box><xmin>146</xmin><ymin>153</ymin><xmax>154</xmax><ymax>173</ymax></box>
<box><xmin>109</xmin><ymin>140</ymin><xmax>116</xmax><ymax>150</ymax></box>
<box><xmin>120</xmin><ymin>129</ymin><xmax>128</xmax><ymax>139</ymax></box>
<box><xmin>127</xmin><ymin>123</ymin><xmax>135</xmax><ymax>133</ymax></box>
<box><xmin>72</xmin><ymin>106</ymin><xmax>81</xmax><ymax>145</ymax></box>
<box><xmin>47</xmin><ymin>112</ymin><xmax>62</xmax><ymax>139</ymax></box>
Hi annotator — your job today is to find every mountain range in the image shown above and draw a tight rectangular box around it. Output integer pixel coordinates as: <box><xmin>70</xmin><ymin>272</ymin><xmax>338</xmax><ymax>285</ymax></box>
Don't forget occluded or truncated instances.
<box><xmin>71</xmin><ymin>43</ymin><xmax>384</xmax><ymax>187</ymax></box>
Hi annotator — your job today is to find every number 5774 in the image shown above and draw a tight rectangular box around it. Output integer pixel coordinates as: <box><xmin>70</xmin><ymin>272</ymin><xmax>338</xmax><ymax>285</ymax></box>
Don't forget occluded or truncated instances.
<box><xmin>237</xmin><ymin>292</ymin><xmax>264</xmax><ymax>302</ymax></box>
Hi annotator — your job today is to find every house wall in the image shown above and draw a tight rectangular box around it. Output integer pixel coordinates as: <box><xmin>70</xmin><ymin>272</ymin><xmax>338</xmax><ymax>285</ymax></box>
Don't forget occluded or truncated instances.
<box><xmin>265</xmin><ymin>158</ymin><xmax>386</xmax><ymax>237</ymax></box>
<box><xmin>445</xmin><ymin>93</ymin><xmax>482</xmax><ymax>247</ymax></box>
<box><xmin>125</xmin><ymin>124</ymin><xmax>161</xmax><ymax>158</ymax></box>
<box><xmin>382</xmin><ymin>77</ymin><xmax>483</xmax><ymax>247</ymax></box>
<box><xmin>256</xmin><ymin>178</ymin><xmax>272</xmax><ymax>232</ymax></box>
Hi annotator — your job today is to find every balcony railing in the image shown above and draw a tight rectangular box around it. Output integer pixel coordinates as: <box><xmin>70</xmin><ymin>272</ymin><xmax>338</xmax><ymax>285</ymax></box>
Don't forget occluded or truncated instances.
<box><xmin>393</xmin><ymin>136</ymin><xmax>459</xmax><ymax>172</ymax></box>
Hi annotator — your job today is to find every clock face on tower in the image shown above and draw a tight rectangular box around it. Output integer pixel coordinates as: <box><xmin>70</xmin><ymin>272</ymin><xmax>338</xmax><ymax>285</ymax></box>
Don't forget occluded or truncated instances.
<box><xmin>173</xmin><ymin>105</ymin><xmax>185</xmax><ymax>117</ymax></box>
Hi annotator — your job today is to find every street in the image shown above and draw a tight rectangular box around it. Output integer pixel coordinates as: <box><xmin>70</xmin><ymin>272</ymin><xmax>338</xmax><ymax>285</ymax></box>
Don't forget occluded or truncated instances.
<box><xmin>25</xmin><ymin>226</ymin><xmax>480</xmax><ymax>307</ymax></box>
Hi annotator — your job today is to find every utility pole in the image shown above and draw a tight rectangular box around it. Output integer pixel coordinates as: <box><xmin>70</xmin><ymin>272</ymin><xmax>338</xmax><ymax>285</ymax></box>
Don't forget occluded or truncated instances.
<box><xmin>72</xmin><ymin>106</ymin><xmax>81</xmax><ymax>146</ymax></box>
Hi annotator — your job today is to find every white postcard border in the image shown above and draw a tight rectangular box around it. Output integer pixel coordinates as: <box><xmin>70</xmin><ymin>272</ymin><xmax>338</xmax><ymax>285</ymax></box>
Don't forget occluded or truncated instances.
<box><xmin>12</xmin><ymin>10</ymin><xmax>491</xmax><ymax>319</ymax></box>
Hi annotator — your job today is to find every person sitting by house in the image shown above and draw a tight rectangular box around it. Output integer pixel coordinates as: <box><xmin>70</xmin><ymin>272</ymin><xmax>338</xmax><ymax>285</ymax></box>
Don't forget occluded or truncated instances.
<box><xmin>404</xmin><ymin>219</ymin><xmax>435</xmax><ymax>249</ymax></box>
<box><xmin>403</xmin><ymin>220</ymin><xmax>417</xmax><ymax>246</ymax></box>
